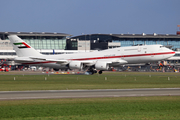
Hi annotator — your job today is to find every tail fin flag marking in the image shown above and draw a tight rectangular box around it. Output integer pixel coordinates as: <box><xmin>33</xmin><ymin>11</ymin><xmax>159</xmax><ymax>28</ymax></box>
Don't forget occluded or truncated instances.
<box><xmin>13</xmin><ymin>42</ymin><xmax>31</xmax><ymax>48</ymax></box>
<box><xmin>8</xmin><ymin>35</ymin><xmax>41</xmax><ymax>57</ymax></box>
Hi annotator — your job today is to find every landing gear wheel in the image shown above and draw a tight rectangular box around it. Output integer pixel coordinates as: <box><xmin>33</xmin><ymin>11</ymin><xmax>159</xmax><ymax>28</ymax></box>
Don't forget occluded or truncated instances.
<box><xmin>85</xmin><ymin>70</ymin><xmax>97</xmax><ymax>75</ymax></box>
<box><xmin>98</xmin><ymin>70</ymin><xmax>103</xmax><ymax>74</ymax></box>
<box><xmin>90</xmin><ymin>70</ymin><xmax>97</xmax><ymax>75</ymax></box>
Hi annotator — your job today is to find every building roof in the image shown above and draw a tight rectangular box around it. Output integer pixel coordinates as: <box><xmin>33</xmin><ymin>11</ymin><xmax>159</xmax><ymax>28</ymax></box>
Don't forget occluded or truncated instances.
<box><xmin>0</xmin><ymin>32</ymin><xmax>72</xmax><ymax>40</ymax></box>
<box><xmin>111</xmin><ymin>33</ymin><xmax>180</xmax><ymax>38</ymax></box>
<box><xmin>72</xmin><ymin>33</ymin><xmax>180</xmax><ymax>39</ymax></box>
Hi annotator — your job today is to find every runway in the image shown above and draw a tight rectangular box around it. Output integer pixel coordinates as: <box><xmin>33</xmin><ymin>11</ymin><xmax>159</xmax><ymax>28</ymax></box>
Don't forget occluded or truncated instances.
<box><xmin>0</xmin><ymin>88</ymin><xmax>180</xmax><ymax>100</ymax></box>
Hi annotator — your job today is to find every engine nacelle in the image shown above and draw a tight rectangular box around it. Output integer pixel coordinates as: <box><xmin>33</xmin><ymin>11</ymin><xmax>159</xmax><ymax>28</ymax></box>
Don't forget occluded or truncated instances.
<box><xmin>95</xmin><ymin>61</ymin><xmax>109</xmax><ymax>70</ymax></box>
<box><xmin>53</xmin><ymin>68</ymin><xmax>59</xmax><ymax>71</ymax></box>
<box><xmin>69</xmin><ymin>61</ymin><xmax>83</xmax><ymax>70</ymax></box>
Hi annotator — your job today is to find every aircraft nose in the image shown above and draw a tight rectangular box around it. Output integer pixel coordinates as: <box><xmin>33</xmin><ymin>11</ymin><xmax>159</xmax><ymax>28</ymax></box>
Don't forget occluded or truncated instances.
<box><xmin>164</xmin><ymin>47</ymin><xmax>175</xmax><ymax>58</ymax></box>
<box><xmin>169</xmin><ymin>49</ymin><xmax>175</xmax><ymax>56</ymax></box>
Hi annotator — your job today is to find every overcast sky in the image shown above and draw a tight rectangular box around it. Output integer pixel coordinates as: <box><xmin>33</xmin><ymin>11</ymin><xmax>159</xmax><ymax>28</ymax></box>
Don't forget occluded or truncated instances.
<box><xmin>0</xmin><ymin>0</ymin><xmax>179</xmax><ymax>36</ymax></box>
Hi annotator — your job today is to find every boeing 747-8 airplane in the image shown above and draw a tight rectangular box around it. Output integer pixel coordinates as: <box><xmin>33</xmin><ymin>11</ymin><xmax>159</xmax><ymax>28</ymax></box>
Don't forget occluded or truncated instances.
<box><xmin>8</xmin><ymin>35</ymin><xmax>175</xmax><ymax>74</ymax></box>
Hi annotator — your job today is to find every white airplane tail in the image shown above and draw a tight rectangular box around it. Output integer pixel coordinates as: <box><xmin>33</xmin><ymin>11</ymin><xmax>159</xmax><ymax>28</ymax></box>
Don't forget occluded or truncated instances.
<box><xmin>8</xmin><ymin>35</ymin><xmax>41</xmax><ymax>57</ymax></box>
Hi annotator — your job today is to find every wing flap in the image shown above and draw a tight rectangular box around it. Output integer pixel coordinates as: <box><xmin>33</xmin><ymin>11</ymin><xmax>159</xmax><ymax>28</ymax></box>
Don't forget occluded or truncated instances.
<box><xmin>96</xmin><ymin>58</ymin><xmax>128</xmax><ymax>64</ymax></box>
<box><xmin>113</xmin><ymin>59</ymin><xmax>128</xmax><ymax>64</ymax></box>
<box><xmin>29</xmin><ymin>57</ymin><xmax>68</xmax><ymax>64</ymax></box>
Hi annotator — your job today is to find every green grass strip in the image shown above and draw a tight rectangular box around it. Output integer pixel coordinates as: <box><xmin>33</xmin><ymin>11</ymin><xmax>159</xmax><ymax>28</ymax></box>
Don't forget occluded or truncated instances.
<box><xmin>0</xmin><ymin>96</ymin><xmax>180</xmax><ymax>120</ymax></box>
<box><xmin>0</xmin><ymin>72</ymin><xmax>180</xmax><ymax>91</ymax></box>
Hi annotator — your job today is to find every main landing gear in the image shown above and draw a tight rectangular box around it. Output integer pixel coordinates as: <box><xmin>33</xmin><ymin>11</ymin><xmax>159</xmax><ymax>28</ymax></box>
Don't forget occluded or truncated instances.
<box><xmin>85</xmin><ymin>69</ymin><xmax>103</xmax><ymax>75</ymax></box>
<box><xmin>85</xmin><ymin>66</ymin><xmax>104</xmax><ymax>75</ymax></box>
<box><xmin>98</xmin><ymin>70</ymin><xmax>103</xmax><ymax>74</ymax></box>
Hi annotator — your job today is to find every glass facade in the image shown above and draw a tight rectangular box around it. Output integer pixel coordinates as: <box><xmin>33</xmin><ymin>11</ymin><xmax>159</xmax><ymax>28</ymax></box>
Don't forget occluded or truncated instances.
<box><xmin>112</xmin><ymin>37</ymin><xmax>180</xmax><ymax>50</ymax></box>
<box><xmin>23</xmin><ymin>36</ymin><xmax>66</xmax><ymax>50</ymax></box>
<box><xmin>0</xmin><ymin>52</ymin><xmax>16</xmax><ymax>55</ymax></box>
<box><xmin>0</xmin><ymin>41</ymin><xmax>12</xmax><ymax>47</ymax></box>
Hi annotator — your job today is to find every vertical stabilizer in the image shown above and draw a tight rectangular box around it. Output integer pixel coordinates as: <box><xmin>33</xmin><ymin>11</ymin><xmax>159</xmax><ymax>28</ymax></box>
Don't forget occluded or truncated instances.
<box><xmin>8</xmin><ymin>35</ymin><xmax>41</xmax><ymax>57</ymax></box>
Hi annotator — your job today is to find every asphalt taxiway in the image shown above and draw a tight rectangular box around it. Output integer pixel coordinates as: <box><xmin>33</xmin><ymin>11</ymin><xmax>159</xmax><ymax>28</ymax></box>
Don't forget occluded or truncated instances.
<box><xmin>0</xmin><ymin>88</ymin><xmax>180</xmax><ymax>100</ymax></box>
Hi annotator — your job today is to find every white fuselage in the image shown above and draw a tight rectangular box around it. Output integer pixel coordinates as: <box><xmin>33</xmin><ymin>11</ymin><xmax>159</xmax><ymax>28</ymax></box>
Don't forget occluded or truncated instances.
<box><xmin>15</xmin><ymin>44</ymin><xmax>175</xmax><ymax>69</ymax></box>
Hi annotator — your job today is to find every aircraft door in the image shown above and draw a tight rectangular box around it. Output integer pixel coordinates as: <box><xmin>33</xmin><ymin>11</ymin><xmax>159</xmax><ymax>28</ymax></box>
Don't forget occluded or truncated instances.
<box><xmin>138</xmin><ymin>46</ymin><xmax>141</xmax><ymax>52</ymax></box>
<box><xmin>151</xmin><ymin>52</ymin><xmax>154</xmax><ymax>57</ymax></box>
<box><xmin>121</xmin><ymin>53</ymin><xmax>124</xmax><ymax>59</ymax></box>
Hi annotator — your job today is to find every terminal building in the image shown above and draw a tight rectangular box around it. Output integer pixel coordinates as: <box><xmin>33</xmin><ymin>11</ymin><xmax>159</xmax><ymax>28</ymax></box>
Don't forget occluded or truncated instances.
<box><xmin>68</xmin><ymin>33</ymin><xmax>180</xmax><ymax>51</ymax></box>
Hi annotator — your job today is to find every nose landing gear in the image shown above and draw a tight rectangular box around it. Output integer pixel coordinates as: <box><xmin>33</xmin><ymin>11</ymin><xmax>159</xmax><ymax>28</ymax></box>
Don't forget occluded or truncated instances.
<box><xmin>85</xmin><ymin>69</ymin><xmax>103</xmax><ymax>75</ymax></box>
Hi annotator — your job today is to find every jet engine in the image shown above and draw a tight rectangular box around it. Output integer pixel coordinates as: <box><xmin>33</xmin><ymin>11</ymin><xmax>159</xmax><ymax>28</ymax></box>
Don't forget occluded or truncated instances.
<box><xmin>53</xmin><ymin>68</ymin><xmax>59</xmax><ymax>71</ymax></box>
<box><xmin>69</xmin><ymin>61</ymin><xmax>83</xmax><ymax>70</ymax></box>
<box><xmin>95</xmin><ymin>61</ymin><xmax>109</xmax><ymax>70</ymax></box>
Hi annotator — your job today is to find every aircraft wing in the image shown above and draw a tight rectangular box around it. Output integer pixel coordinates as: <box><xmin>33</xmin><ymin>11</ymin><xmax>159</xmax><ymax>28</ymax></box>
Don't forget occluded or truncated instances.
<box><xmin>29</xmin><ymin>57</ymin><xmax>68</xmax><ymax>64</ymax></box>
<box><xmin>96</xmin><ymin>58</ymin><xmax>128</xmax><ymax>64</ymax></box>
<box><xmin>112</xmin><ymin>59</ymin><xmax>128</xmax><ymax>64</ymax></box>
<box><xmin>18</xmin><ymin>56</ymin><xmax>128</xmax><ymax>65</ymax></box>
<box><xmin>30</xmin><ymin>57</ymin><xmax>98</xmax><ymax>65</ymax></box>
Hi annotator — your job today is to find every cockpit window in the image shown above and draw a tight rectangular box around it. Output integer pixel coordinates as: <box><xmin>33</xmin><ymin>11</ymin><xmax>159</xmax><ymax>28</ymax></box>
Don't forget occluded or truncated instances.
<box><xmin>160</xmin><ymin>46</ymin><xmax>165</xmax><ymax>48</ymax></box>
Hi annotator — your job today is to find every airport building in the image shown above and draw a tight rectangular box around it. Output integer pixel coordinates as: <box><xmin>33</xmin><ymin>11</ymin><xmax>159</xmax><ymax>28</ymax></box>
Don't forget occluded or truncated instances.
<box><xmin>1</xmin><ymin>32</ymin><xmax>180</xmax><ymax>58</ymax></box>
<box><xmin>68</xmin><ymin>33</ymin><xmax>180</xmax><ymax>51</ymax></box>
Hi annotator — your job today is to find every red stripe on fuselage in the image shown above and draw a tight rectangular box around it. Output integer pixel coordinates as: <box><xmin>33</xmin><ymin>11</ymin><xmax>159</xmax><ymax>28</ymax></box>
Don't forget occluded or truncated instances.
<box><xmin>22</xmin><ymin>61</ymin><xmax>56</xmax><ymax>65</ymax></box>
<box><xmin>22</xmin><ymin>51</ymin><xmax>175</xmax><ymax>64</ymax></box>
<box><xmin>71</xmin><ymin>51</ymin><xmax>175</xmax><ymax>61</ymax></box>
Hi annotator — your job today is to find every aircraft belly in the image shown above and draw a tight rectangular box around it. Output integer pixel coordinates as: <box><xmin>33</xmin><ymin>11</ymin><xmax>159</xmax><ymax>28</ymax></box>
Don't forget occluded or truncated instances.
<box><xmin>127</xmin><ymin>55</ymin><xmax>167</xmax><ymax>64</ymax></box>
<box><xmin>149</xmin><ymin>55</ymin><xmax>166</xmax><ymax>61</ymax></box>
<box><xmin>125</xmin><ymin>56</ymin><xmax>152</xmax><ymax>64</ymax></box>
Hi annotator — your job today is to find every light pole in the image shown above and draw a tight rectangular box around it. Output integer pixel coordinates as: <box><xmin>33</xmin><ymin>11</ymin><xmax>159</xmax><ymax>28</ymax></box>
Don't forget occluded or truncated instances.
<box><xmin>85</xmin><ymin>34</ymin><xmax>86</xmax><ymax>52</ymax></box>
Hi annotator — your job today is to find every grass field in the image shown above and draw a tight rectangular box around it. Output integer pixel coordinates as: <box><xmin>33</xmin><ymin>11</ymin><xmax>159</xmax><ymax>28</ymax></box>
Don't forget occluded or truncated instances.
<box><xmin>0</xmin><ymin>72</ymin><xmax>180</xmax><ymax>91</ymax></box>
<box><xmin>0</xmin><ymin>96</ymin><xmax>180</xmax><ymax>120</ymax></box>
<box><xmin>1</xmin><ymin>72</ymin><xmax>180</xmax><ymax>120</ymax></box>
